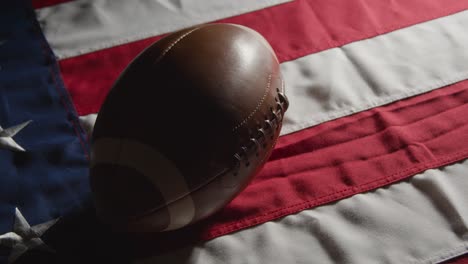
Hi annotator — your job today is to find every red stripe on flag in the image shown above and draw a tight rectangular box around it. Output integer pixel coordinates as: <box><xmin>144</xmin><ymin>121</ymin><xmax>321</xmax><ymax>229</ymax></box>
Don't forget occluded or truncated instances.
<box><xmin>56</xmin><ymin>0</ymin><xmax>468</xmax><ymax>116</ymax></box>
<box><xmin>33</xmin><ymin>0</ymin><xmax>71</xmax><ymax>9</ymax></box>
<box><xmin>205</xmin><ymin>80</ymin><xmax>468</xmax><ymax>239</ymax></box>
<box><xmin>445</xmin><ymin>254</ymin><xmax>468</xmax><ymax>264</ymax></box>
<box><xmin>127</xmin><ymin>80</ymin><xmax>468</xmax><ymax>256</ymax></box>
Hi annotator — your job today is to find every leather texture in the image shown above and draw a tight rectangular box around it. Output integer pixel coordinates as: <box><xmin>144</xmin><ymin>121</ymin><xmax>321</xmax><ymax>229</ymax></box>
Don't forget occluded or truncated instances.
<box><xmin>90</xmin><ymin>23</ymin><xmax>288</xmax><ymax>233</ymax></box>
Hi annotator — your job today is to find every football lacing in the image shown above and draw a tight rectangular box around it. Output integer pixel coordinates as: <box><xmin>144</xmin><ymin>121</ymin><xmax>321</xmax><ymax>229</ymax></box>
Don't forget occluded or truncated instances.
<box><xmin>232</xmin><ymin>88</ymin><xmax>289</xmax><ymax>176</ymax></box>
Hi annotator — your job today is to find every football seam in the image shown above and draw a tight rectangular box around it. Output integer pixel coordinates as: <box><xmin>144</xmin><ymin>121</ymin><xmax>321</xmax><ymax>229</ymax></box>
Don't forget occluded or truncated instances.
<box><xmin>232</xmin><ymin>74</ymin><xmax>272</xmax><ymax>132</ymax></box>
<box><xmin>154</xmin><ymin>26</ymin><xmax>203</xmax><ymax>65</ymax></box>
<box><xmin>125</xmin><ymin>166</ymin><xmax>231</xmax><ymax>223</ymax></box>
<box><xmin>126</xmin><ymin>125</ymin><xmax>283</xmax><ymax>226</ymax></box>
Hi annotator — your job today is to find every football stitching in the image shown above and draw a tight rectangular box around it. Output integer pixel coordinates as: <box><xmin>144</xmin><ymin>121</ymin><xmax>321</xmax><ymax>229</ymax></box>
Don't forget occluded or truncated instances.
<box><xmin>126</xmin><ymin>166</ymin><xmax>231</xmax><ymax>223</ymax></box>
<box><xmin>154</xmin><ymin>26</ymin><xmax>202</xmax><ymax>65</ymax></box>
<box><xmin>231</xmin><ymin>84</ymin><xmax>288</xmax><ymax>174</ymax></box>
<box><xmin>232</xmin><ymin>74</ymin><xmax>272</xmax><ymax>132</ymax></box>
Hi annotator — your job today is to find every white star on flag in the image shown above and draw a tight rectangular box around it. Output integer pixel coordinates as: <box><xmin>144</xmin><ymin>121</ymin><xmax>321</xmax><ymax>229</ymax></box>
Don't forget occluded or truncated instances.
<box><xmin>0</xmin><ymin>120</ymin><xmax>32</xmax><ymax>152</ymax></box>
<box><xmin>0</xmin><ymin>208</ymin><xmax>57</xmax><ymax>264</ymax></box>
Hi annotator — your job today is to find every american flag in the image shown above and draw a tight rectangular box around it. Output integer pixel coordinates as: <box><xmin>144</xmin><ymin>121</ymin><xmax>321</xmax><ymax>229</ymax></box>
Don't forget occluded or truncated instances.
<box><xmin>1</xmin><ymin>0</ymin><xmax>468</xmax><ymax>263</ymax></box>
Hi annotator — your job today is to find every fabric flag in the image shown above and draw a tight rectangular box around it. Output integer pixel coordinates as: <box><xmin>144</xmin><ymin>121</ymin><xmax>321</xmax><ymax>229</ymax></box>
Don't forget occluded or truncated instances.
<box><xmin>0</xmin><ymin>0</ymin><xmax>468</xmax><ymax>263</ymax></box>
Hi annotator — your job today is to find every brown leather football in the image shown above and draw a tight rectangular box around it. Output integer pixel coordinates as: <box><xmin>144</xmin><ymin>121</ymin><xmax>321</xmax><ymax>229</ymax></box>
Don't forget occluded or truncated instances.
<box><xmin>89</xmin><ymin>23</ymin><xmax>288</xmax><ymax>233</ymax></box>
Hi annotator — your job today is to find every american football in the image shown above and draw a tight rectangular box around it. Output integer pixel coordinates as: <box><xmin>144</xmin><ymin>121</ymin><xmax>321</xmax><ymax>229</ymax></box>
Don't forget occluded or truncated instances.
<box><xmin>89</xmin><ymin>23</ymin><xmax>288</xmax><ymax>233</ymax></box>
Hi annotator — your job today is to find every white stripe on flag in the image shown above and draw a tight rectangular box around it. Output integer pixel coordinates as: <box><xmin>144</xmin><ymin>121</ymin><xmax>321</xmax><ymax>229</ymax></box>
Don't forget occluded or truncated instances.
<box><xmin>36</xmin><ymin>0</ymin><xmax>291</xmax><ymax>59</ymax></box>
<box><xmin>135</xmin><ymin>158</ymin><xmax>468</xmax><ymax>264</ymax></box>
<box><xmin>280</xmin><ymin>10</ymin><xmax>468</xmax><ymax>135</ymax></box>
